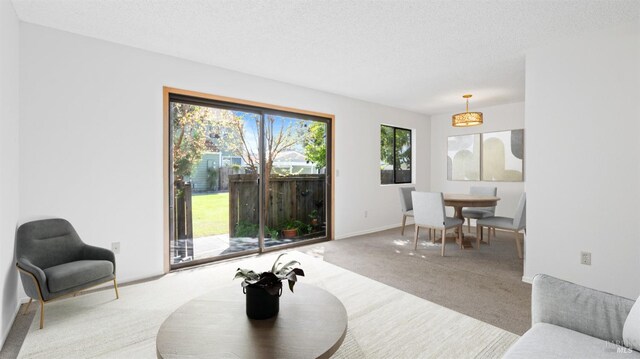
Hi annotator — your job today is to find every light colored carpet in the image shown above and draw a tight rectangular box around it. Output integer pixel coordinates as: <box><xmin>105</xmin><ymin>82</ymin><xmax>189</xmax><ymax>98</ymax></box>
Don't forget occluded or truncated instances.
<box><xmin>17</xmin><ymin>251</ymin><xmax>518</xmax><ymax>358</ymax></box>
<box><xmin>313</xmin><ymin>226</ymin><xmax>532</xmax><ymax>335</ymax></box>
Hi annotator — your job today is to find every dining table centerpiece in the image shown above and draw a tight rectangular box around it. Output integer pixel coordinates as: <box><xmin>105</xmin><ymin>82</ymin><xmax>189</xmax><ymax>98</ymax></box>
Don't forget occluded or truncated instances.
<box><xmin>234</xmin><ymin>253</ymin><xmax>305</xmax><ymax>319</ymax></box>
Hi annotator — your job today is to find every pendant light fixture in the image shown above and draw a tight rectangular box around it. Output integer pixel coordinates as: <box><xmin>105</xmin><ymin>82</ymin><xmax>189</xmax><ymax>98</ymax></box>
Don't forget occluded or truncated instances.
<box><xmin>452</xmin><ymin>94</ymin><xmax>483</xmax><ymax>127</ymax></box>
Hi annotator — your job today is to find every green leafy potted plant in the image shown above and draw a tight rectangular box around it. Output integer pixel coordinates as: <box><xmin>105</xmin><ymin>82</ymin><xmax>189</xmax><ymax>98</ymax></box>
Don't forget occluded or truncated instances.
<box><xmin>309</xmin><ymin>210</ymin><xmax>320</xmax><ymax>227</ymax></box>
<box><xmin>234</xmin><ymin>253</ymin><xmax>305</xmax><ymax>319</ymax></box>
<box><xmin>281</xmin><ymin>219</ymin><xmax>298</xmax><ymax>238</ymax></box>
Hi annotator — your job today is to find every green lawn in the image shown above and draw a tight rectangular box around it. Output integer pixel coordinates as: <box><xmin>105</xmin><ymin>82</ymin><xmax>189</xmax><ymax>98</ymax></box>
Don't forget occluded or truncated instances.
<box><xmin>192</xmin><ymin>192</ymin><xmax>229</xmax><ymax>238</ymax></box>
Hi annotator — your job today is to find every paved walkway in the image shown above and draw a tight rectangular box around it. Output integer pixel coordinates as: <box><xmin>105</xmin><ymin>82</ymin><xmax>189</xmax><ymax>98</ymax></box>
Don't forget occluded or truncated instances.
<box><xmin>193</xmin><ymin>234</ymin><xmax>231</xmax><ymax>260</ymax></box>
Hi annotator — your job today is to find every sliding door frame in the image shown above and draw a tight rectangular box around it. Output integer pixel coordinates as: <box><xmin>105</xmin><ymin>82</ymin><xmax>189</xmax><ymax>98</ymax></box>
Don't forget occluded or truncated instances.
<box><xmin>163</xmin><ymin>87</ymin><xmax>335</xmax><ymax>273</ymax></box>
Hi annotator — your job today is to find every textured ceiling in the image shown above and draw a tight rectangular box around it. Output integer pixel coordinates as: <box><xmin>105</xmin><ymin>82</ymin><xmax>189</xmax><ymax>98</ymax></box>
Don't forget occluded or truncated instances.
<box><xmin>11</xmin><ymin>0</ymin><xmax>640</xmax><ymax>115</ymax></box>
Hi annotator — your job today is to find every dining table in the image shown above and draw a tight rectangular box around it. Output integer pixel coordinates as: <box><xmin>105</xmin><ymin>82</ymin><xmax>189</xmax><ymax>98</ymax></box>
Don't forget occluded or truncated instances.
<box><xmin>443</xmin><ymin>193</ymin><xmax>501</xmax><ymax>249</ymax></box>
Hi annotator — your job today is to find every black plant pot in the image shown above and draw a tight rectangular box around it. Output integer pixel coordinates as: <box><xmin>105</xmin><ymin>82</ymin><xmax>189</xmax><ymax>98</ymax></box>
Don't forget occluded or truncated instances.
<box><xmin>244</xmin><ymin>284</ymin><xmax>282</xmax><ymax>320</ymax></box>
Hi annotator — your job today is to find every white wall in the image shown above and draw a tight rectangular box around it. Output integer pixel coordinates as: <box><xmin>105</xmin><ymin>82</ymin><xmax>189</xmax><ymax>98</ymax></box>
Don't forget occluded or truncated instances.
<box><xmin>430</xmin><ymin>102</ymin><xmax>525</xmax><ymax>218</ymax></box>
<box><xmin>0</xmin><ymin>0</ymin><xmax>20</xmax><ymax>347</ymax></box>
<box><xmin>19</xmin><ymin>24</ymin><xmax>430</xmax><ymax>284</ymax></box>
<box><xmin>525</xmin><ymin>22</ymin><xmax>640</xmax><ymax>298</ymax></box>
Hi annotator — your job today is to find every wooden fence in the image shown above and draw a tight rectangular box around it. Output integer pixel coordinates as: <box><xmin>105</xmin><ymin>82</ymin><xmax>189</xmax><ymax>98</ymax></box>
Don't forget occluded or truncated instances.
<box><xmin>174</xmin><ymin>182</ymin><xmax>193</xmax><ymax>240</ymax></box>
<box><xmin>228</xmin><ymin>174</ymin><xmax>326</xmax><ymax>236</ymax></box>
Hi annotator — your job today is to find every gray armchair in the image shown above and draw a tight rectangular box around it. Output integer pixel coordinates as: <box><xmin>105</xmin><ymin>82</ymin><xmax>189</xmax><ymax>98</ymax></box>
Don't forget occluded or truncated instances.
<box><xmin>504</xmin><ymin>274</ymin><xmax>638</xmax><ymax>358</ymax></box>
<box><xmin>16</xmin><ymin>218</ymin><xmax>119</xmax><ymax>329</ymax></box>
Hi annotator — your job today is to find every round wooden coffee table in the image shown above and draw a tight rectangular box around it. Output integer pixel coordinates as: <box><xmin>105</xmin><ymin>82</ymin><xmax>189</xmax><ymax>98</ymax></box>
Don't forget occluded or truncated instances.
<box><xmin>156</xmin><ymin>283</ymin><xmax>348</xmax><ymax>359</ymax></box>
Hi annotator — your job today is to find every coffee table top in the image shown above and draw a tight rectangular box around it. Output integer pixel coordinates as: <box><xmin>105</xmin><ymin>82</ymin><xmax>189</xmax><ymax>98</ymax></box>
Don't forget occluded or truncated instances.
<box><xmin>156</xmin><ymin>283</ymin><xmax>348</xmax><ymax>359</ymax></box>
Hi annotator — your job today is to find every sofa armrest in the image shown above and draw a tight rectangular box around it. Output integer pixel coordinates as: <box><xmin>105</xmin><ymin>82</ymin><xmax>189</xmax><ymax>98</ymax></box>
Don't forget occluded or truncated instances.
<box><xmin>82</xmin><ymin>245</ymin><xmax>116</xmax><ymax>274</ymax></box>
<box><xmin>532</xmin><ymin>274</ymin><xmax>635</xmax><ymax>343</ymax></box>
<box><xmin>16</xmin><ymin>257</ymin><xmax>49</xmax><ymax>300</ymax></box>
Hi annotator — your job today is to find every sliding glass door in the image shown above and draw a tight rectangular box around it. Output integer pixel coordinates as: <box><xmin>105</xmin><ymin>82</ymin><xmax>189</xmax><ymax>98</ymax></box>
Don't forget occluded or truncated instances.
<box><xmin>169</xmin><ymin>101</ymin><xmax>262</xmax><ymax>265</ymax></box>
<box><xmin>168</xmin><ymin>93</ymin><xmax>331</xmax><ymax>268</ymax></box>
<box><xmin>263</xmin><ymin>114</ymin><xmax>328</xmax><ymax>248</ymax></box>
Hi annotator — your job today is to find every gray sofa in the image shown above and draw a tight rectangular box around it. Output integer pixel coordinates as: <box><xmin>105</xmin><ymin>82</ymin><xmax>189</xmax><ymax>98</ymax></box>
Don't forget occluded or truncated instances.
<box><xmin>504</xmin><ymin>274</ymin><xmax>639</xmax><ymax>358</ymax></box>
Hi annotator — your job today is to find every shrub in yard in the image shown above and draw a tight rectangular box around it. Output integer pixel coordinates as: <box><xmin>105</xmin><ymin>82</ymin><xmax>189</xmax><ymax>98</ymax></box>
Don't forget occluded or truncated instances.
<box><xmin>235</xmin><ymin>220</ymin><xmax>279</xmax><ymax>239</ymax></box>
<box><xmin>235</xmin><ymin>221</ymin><xmax>258</xmax><ymax>238</ymax></box>
<box><xmin>265</xmin><ymin>226</ymin><xmax>279</xmax><ymax>240</ymax></box>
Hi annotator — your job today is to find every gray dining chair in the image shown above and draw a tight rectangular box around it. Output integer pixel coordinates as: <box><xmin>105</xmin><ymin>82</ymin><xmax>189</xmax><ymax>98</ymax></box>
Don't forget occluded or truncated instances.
<box><xmin>398</xmin><ymin>186</ymin><xmax>415</xmax><ymax>236</ymax></box>
<box><xmin>477</xmin><ymin>193</ymin><xmax>526</xmax><ymax>258</ymax></box>
<box><xmin>15</xmin><ymin>218</ymin><xmax>119</xmax><ymax>329</ymax></box>
<box><xmin>462</xmin><ymin>186</ymin><xmax>497</xmax><ymax>234</ymax></box>
<box><xmin>411</xmin><ymin>191</ymin><xmax>463</xmax><ymax>256</ymax></box>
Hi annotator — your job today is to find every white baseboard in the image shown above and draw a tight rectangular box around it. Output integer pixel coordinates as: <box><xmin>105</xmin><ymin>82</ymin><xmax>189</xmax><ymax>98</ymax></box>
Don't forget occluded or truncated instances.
<box><xmin>521</xmin><ymin>276</ymin><xmax>533</xmax><ymax>284</ymax></box>
<box><xmin>335</xmin><ymin>223</ymin><xmax>405</xmax><ymax>240</ymax></box>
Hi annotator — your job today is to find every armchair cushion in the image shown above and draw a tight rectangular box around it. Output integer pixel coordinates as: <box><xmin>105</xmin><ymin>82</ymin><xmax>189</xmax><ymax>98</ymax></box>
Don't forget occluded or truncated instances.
<box><xmin>504</xmin><ymin>323</ymin><xmax>640</xmax><ymax>359</ymax></box>
<box><xmin>44</xmin><ymin>260</ymin><xmax>114</xmax><ymax>293</ymax></box>
<box><xmin>532</xmin><ymin>274</ymin><xmax>634</xmax><ymax>343</ymax></box>
<box><xmin>505</xmin><ymin>274</ymin><xmax>638</xmax><ymax>358</ymax></box>
<box><xmin>82</xmin><ymin>244</ymin><xmax>117</xmax><ymax>273</ymax></box>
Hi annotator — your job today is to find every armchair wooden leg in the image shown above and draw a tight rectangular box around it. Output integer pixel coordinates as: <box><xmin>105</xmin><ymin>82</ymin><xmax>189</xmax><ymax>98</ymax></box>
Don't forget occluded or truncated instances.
<box><xmin>431</xmin><ymin>229</ymin><xmax>435</xmax><ymax>244</ymax></box>
<box><xmin>488</xmin><ymin>227</ymin><xmax>492</xmax><ymax>245</ymax></box>
<box><xmin>23</xmin><ymin>298</ymin><xmax>32</xmax><ymax>315</ymax></box>
<box><xmin>401</xmin><ymin>215</ymin><xmax>407</xmax><ymax>236</ymax></box>
<box><xmin>39</xmin><ymin>301</ymin><xmax>44</xmax><ymax>329</ymax></box>
<box><xmin>515</xmin><ymin>231</ymin><xmax>523</xmax><ymax>259</ymax></box>
<box><xmin>467</xmin><ymin>219</ymin><xmax>470</xmax><ymax>234</ymax></box>
<box><xmin>113</xmin><ymin>278</ymin><xmax>120</xmax><ymax>299</ymax></box>
<box><xmin>458</xmin><ymin>226</ymin><xmax>463</xmax><ymax>249</ymax></box>
<box><xmin>441</xmin><ymin>229</ymin><xmax>446</xmax><ymax>256</ymax></box>
<box><xmin>476</xmin><ymin>225</ymin><xmax>481</xmax><ymax>249</ymax></box>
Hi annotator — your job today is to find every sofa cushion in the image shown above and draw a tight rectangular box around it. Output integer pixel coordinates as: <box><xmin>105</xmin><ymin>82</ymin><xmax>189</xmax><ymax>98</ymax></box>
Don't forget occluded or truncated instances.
<box><xmin>624</xmin><ymin>296</ymin><xmax>640</xmax><ymax>351</ymax></box>
<box><xmin>44</xmin><ymin>260</ymin><xmax>114</xmax><ymax>293</ymax></box>
<box><xmin>504</xmin><ymin>323</ymin><xmax>640</xmax><ymax>359</ymax></box>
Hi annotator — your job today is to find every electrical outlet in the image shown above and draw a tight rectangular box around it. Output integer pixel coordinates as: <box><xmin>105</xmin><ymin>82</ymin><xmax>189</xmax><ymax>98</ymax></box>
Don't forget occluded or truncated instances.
<box><xmin>580</xmin><ymin>251</ymin><xmax>591</xmax><ymax>265</ymax></box>
<box><xmin>112</xmin><ymin>242</ymin><xmax>120</xmax><ymax>254</ymax></box>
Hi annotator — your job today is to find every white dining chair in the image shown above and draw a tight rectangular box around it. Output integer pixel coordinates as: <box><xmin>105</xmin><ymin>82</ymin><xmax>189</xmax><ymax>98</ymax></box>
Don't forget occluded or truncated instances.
<box><xmin>398</xmin><ymin>186</ymin><xmax>415</xmax><ymax>236</ymax></box>
<box><xmin>462</xmin><ymin>186</ymin><xmax>497</xmax><ymax>234</ymax></box>
<box><xmin>476</xmin><ymin>193</ymin><xmax>526</xmax><ymax>258</ymax></box>
<box><xmin>411</xmin><ymin>191</ymin><xmax>463</xmax><ymax>256</ymax></box>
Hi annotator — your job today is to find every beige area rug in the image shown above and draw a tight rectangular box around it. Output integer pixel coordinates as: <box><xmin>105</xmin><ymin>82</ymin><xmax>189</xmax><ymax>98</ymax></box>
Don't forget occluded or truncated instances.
<box><xmin>17</xmin><ymin>252</ymin><xmax>518</xmax><ymax>358</ymax></box>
